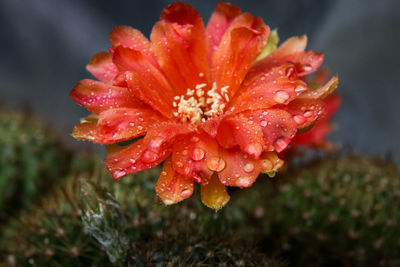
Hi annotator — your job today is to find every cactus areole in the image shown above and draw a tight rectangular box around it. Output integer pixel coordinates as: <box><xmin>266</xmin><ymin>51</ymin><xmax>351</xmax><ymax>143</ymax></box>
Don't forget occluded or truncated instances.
<box><xmin>70</xmin><ymin>1</ymin><xmax>338</xmax><ymax>209</ymax></box>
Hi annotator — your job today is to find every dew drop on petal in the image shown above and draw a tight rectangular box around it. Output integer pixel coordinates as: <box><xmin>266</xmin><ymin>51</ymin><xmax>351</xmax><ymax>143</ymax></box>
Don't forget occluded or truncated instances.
<box><xmin>149</xmin><ymin>136</ymin><xmax>164</xmax><ymax>149</ymax></box>
<box><xmin>273</xmin><ymin>91</ymin><xmax>290</xmax><ymax>104</ymax></box>
<box><xmin>113</xmin><ymin>170</ymin><xmax>126</xmax><ymax>179</ymax></box>
<box><xmin>181</xmin><ymin>189</ymin><xmax>192</xmax><ymax>198</ymax></box>
<box><xmin>190</xmin><ymin>148</ymin><xmax>205</xmax><ymax>161</ymax></box>
<box><xmin>293</xmin><ymin>115</ymin><xmax>306</xmax><ymax>125</ymax></box>
<box><xmin>274</xmin><ymin>138</ymin><xmax>289</xmax><ymax>152</ymax></box>
<box><xmin>142</xmin><ymin>150</ymin><xmax>158</xmax><ymax>163</ymax></box>
<box><xmin>206</xmin><ymin>157</ymin><xmax>226</xmax><ymax>172</ymax></box>
<box><xmin>243</xmin><ymin>162</ymin><xmax>255</xmax><ymax>173</ymax></box>
<box><xmin>261</xmin><ymin>159</ymin><xmax>273</xmax><ymax>172</ymax></box>
<box><xmin>295</xmin><ymin>84</ymin><xmax>307</xmax><ymax>93</ymax></box>
<box><xmin>260</xmin><ymin>120</ymin><xmax>268</xmax><ymax>127</ymax></box>
<box><xmin>238</xmin><ymin>177</ymin><xmax>251</xmax><ymax>187</ymax></box>
<box><xmin>302</xmin><ymin>64</ymin><xmax>313</xmax><ymax>72</ymax></box>
<box><xmin>163</xmin><ymin>199</ymin><xmax>174</xmax><ymax>205</ymax></box>
<box><xmin>245</xmin><ymin>143</ymin><xmax>262</xmax><ymax>157</ymax></box>
<box><xmin>304</xmin><ymin>111</ymin><xmax>313</xmax><ymax>118</ymax></box>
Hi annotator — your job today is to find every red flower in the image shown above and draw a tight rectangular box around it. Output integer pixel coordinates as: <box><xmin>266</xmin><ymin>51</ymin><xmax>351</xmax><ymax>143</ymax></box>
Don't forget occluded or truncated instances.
<box><xmin>290</xmin><ymin>70</ymin><xmax>341</xmax><ymax>149</ymax></box>
<box><xmin>70</xmin><ymin>2</ymin><xmax>338</xmax><ymax>209</ymax></box>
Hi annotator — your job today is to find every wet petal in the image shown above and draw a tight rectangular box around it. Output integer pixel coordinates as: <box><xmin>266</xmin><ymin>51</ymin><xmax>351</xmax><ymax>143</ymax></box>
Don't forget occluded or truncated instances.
<box><xmin>201</xmin><ymin>173</ymin><xmax>230</xmax><ymax>210</ymax></box>
<box><xmin>284</xmin><ymin>98</ymin><xmax>326</xmax><ymax>129</ymax></box>
<box><xmin>242</xmin><ymin>109</ymin><xmax>297</xmax><ymax>152</ymax></box>
<box><xmin>259</xmin><ymin>152</ymin><xmax>284</xmax><ymax>174</ymax></box>
<box><xmin>248</xmin><ymin>35</ymin><xmax>323</xmax><ymax>80</ymax></box>
<box><xmin>206</xmin><ymin>1</ymin><xmax>242</xmax><ymax>60</ymax></box>
<box><xmin>171</xmin><ymin>133</ymin><xmax>219</xmax><ymax>183</ymax></box>
<box><xmin>70</xmin><ymin>79</ymin><xmax>144</xmax><ymax>114</ymax></box>
<box><xmin>211</xmin><ymin>13</ymin><xmax>269</xmax><ymax>98</ymax></box>
<box><xmin>97</xmin><ymin>108</ymin><xmax>164</xmax><ymax>143</ymax></box>
<box><xmin>72</xmin><ymin>121</ymin><xmax>103</xmax><ymax>143</ymax></box>
<box><xmin>124</xmin><ymin>71</ymin><xmax>174</xmax><ymax>119</ymax></box>
<box><xmin>155</xmin><ymin>158</ymin><xmax>194</xmax><ymax>205</ymax></box>
<box><xmin>301</xmin><ymin>76</ymin><xmax>338</xmax><ymax>99</ymax></box>
<box><xmin>86</xmin><ymin>52</ymin><xmax>118</xmax><ymax>82</ymax></box>
<box><xmin>216</xmin><ymin>114</ymin><xmax>264</xmax><ymax>157</ymax></box>
<box><xmin>218</xmin><ymin>148</ymin><xmax>262</xmax><ymax>188</ymax></box>
<box><xmin>151</xmin><ymin>2</ymin><xmax>210</xmax><ymax>95</ymax></box>
<box><xmin>105</xmin><ymin>138</ymin><xmax>170</xmax><ymax>180</ymax></box>
<box><xmin>110</xmin><ymin>25</ymin><xmax>158</xmax><ymax>68</ymax></box>
<box><xmin>112</xmin><ymin>46</ymin><xmax>174</xmax><ymax>103</ymax></box>
<box><xmin>230</xmin><ymin>65</ymin><xmax>308</xmax><ymax>114</ymax></box>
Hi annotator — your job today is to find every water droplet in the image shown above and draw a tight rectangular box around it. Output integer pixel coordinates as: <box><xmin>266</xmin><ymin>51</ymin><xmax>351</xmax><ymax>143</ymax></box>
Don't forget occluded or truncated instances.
<box><xmin>245</xmin><ymin>143</ymin><xmax>262</xmax><ymax>157</ymax></box>
<box><xmin>260</xmin><ymin>120</ymin><xmax>268</xmax><ymax>127</ymax></box>
<box><xmin>206</xmin><ymin>157</ymin><xmax>226</xmax><ymax>172</ymax></box>
<box><xmin>142</xmin><ymin>150</ymin><xmax>158</xmax><ymax>163</ymax></box>
<box><xmin>238</xmin><ymin>177</ymin><xmax>251</xmax><ymax>187</ymax></box>
<box><xmin>149</xmin><ymin>136</ymin><xmax>164</xmax><ymax>149</ymax></box>
<box><xmin>243</xmin><ymin>162</ymin><xmax>255</xmax><ymax>173</ymax></box>
<box><xmin>190</xmin><ymin>148</ymin><xmax>205</xmax><ymax>161</ymax></box>
<box><xmin>113</xmin><ymin>170</ymin><xmax>126</xmax><ymax>178</ymax></box>
<box><xmin>181</xmin><ymin>189</ymin><xmax>192</xmax><ymax>198</ymax></box>
<box><xmin>163</xmin><ymin>198</ymin><xmax>174</xmax><ymax>205</ymax></box>
<box><xmin>293</xmin><ymin>115</ymin><xmax>306</xmax><ymax>125</ymax></box>
<box><xmin>273</xmin><ymin>91</ymin><xmax>290</xmax><ymax>104</ymax></box>
<box><xmin>302</xmin><ymin>64</ymin><xmax>313</xmax><ymax>72</ymax></box>
<box><xmin>261</xmin><ymin>159</ymin><xmax>273</xmax><ymax>172</ymax></box>
<box><xmin>129</xmin><ymin>158</ymin><xmax>136</xmax><ymax>164</ymax></box>
<box><xmin>274</xmin><ymin>138</ymin><xmax>289</xmax><ymax>152</ymax></box>
<box><xmin>285</xmin><ymin>66</ymin><xmax>296</xmax><ymax>80</ymax></box>
<box><xmin>304</xmin><ymin>111</ymin><xmax>313</xmax><ymax>118</ymax></box>
<box><xmin>161</xmin><ymin>171</ymin><xmax>167</xmax><ymax>176</ymax></box>
<box><xmin>295</xmin><ymin>85</ymin><xmax>306</xmax><ymax>93</ymax></box>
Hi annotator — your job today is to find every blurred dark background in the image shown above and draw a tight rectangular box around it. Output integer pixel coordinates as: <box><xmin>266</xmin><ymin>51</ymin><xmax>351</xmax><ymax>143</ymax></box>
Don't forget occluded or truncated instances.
<box><xmin>1</xmin><ymin>0</ymin><xmax>399</xmax><ymax>162</ymax></box>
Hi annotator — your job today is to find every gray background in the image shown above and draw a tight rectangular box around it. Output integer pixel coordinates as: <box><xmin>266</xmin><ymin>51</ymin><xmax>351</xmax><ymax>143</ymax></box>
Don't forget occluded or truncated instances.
<box><xmin>1</xmin><ymin>0</ymin><xmax>399</xmax><ymax>162</ymax></box>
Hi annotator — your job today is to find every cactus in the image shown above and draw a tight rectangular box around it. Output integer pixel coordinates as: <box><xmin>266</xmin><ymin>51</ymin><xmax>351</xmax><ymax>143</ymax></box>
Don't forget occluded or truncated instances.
<box><xmin>80</xmin><ymin>180</ymin><xmax>130</xmax><ymax>266</ymax></box>
<box><xmin>0</xmin><ymin>112</ymin><xmax>71</xmax><ymax>218</ymax></box>
<box><xmin>0</xmin><ymin>166</ymin><xmax>111</xmax><ymax>266</ymax></box>
<box><xmin>263</xmin><ymin>156</ymin><xmax>400</xmax><ymax>266</ymax></box>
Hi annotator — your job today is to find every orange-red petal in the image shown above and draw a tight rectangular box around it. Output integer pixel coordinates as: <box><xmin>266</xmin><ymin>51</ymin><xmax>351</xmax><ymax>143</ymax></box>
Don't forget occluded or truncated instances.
<box><xmin>86</xmin><ymin>52</ymin><xmax>118</xmax><ymax>82</ymax></box>
<box><xmin>150</xmin><ymin>2</ymin><xmax>210</xmax><ymax>95</ymax></box>
<box><xmin>206</xmin><ymin>1</ymin><xmax>242</xmax><ymax>60</ymax></box>
<box><xmin>155</xmin><ymin>158</ymin><xmax>194</xmax><ymax>205</ymax></box>
<box><xmin>284</xmin><ymin>98</ymin><xmax>327</xmax><ymax>129</ymax></box>
<box><xmin>291</xmin><ymin>120</ymin><xmax>332</xmax><ymax>147</ymax></box>
<box><xmin>248</xmin><ymin>35</ymin><xmax>323</xmax><ymax>80</ymax></box>
<box><xmin>96</xmin><ymin>108</ymin><xmax>164</xmax><ymax>144</ymax></box>
<box><xmin>71</xmin><ymin>121</ymin><xmax>104</xmax><ymax>143</ymax></box>
<box><xmin>201</xmin><ymin>173</ymin><xmax>230</xmax><ymax>210</ymax></box>
<box><xmin>105</xmin><ymin>138</ymin><xmax>169</xmax><ymax>180</ymax></box>
<box><xmin>216</xmin><ymin>114</ymin><xmax>264</xmax><ymax>157</ymax></box>
<box><xmin>218</xmin><ymin>148</ymin><xmax>262</xmax><ymax>188</ymax></box>
<box><xmin>211</xmin><ymin>13</ymin><xmax>269</xmax><ymax>99</ymax></box>
<box><xmin>112</xmin><ymin>46</ymin><xmax>174</xmax><ymax>103</ymax></box>
<box><xmin>171</xmin><ymin>133</ymin><xmax>219</xmax><ymax>183</ymax></box>
<box><xmin>70</xmin><ymin>79</ymin><xmax>144</xmax><ymax>114</ymax></box>
<box><xmin>124</xmin><ymin>71</ymin><xmax>174</xmax><ymax>119</ymax></box>
<box><xmin>301</xmin><ymin>76</ymin><xmax>338</xmax><ymax>100</ymax></box>
<box><xmin>110</xmin><ymin>25</ymin><xmax>158</xmax><ymax>68</ymax></box>
<box><xmin>242</xmin><ymin>109</ymin><xmax>297</xmax><ymax>152</ymax></box>
<box><xmin>230</xmin><ymin>65</ymin><xmax>308</xmax><ymax>114</ymax></box>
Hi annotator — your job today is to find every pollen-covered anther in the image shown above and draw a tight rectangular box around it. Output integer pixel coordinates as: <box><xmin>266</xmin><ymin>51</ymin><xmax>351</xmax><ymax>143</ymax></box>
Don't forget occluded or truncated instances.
<box><xmin>173</xmin><ymin>83</ymin><xmax>229</xmax><ymax>123</ymax></box>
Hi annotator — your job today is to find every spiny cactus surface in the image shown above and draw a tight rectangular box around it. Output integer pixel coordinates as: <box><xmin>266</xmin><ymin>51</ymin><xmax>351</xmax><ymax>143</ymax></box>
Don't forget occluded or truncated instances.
<box><xmin>0</xmin><ymin>112</ymin><xmax>71</xmax><ymax>218</ymax></box>
<box><xmin>264</xmin><ymin>156</ymin><xmax>400</xmax><ymax>266</ymax></box>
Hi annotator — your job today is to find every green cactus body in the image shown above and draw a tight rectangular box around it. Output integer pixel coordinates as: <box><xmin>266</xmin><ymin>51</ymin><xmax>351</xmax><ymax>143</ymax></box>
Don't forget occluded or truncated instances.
<box><xmin>0</xmin><ymin>112</ymin><xmax>71</xmax><ymax>218</ymax></box>
<box><xmin>264</xmin><ymin>156</ymin><xmax>400</xmax><ymax>266</ymax></box>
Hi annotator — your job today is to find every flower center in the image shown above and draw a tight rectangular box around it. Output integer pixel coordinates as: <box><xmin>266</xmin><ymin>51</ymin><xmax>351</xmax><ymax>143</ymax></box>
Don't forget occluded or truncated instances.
<box><xmin>172</xmin><ymin>82</ymin><xmax>230</xmax><ymax>124</ymax></box>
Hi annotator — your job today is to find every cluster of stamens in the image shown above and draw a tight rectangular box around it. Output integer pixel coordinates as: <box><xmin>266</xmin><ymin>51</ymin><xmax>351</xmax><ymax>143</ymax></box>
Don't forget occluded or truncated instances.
<box><xmin>172</xmin><ymin>78</ymin><xmax>230</xmax><ymax>124</ymax></box>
